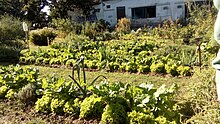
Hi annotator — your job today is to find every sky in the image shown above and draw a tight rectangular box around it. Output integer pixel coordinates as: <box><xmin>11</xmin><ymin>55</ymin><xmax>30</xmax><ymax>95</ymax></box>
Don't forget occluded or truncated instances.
<box><xmin>42</xmin><ymin>6</ymin><xmax>50</xmax><ymax>15</ymax></box>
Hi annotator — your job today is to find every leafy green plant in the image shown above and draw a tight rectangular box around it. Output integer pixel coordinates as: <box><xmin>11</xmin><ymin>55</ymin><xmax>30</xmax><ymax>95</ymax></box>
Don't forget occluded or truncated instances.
<box><xmin>79</xmin><ymin>95</ymin><xmax>105</xmax><ymax>119</ymax></box>
<box><xmin>35</xmin><ymin>93</ymin><xmax>52</xmax><ymax>113</ymax></box>
<box><xmin>0</xmin><ymin>65</ymin><xmax>40</xmax><ymax>99</ymax></box>
<box><xmin>150</xmin><ymin>61</ymin><xmax>166</xmax><ymax>73</ymax></box>
<box><xmin>50</xmin><ymin>98</ymin><xmax>65</xmax><ymax>114</ymax></box>
<box><xmin>177</xmin><ymin>66</ymin><xmax>192</xmax><ymax>76</ymax></box>
<box><xmin>63</xmin><ymin>98</ymin><xmax>81</xmax><ymax>116</ymax></box>
<box><xmin>100</xmin><ymin>103</ymin><xmax>129</xmax><ymax>124</ymax></box>
<box><xmin>128</xmin><ymin>110</ymin><xmax>155</xmax><ymax>124</ymax></box>
<box><xmin>0</xmin><ymin>86</ymin><xmax>8</xmax><ymax>98</ymax></box>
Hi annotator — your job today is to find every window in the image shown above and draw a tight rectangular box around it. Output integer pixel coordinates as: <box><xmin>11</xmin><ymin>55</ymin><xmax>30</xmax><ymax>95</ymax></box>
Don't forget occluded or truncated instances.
<box><xmin>132</xmin><ymin>6</ymin><xmax>156</xmax><ymax>19</ymax></box>
<box><xmin>177</xmin><ymin>5</ymin><xmax>182</xmax><ymax>9</ymax></box>
<box><xmin>163</xmin><ymin>7</ymin><xmax>169</xmax><ymax>10</ymax></box>
<box><xmin>106</xmin><ymin>5</ymin><xmax>111</xmax><ymax>9</ymax></box>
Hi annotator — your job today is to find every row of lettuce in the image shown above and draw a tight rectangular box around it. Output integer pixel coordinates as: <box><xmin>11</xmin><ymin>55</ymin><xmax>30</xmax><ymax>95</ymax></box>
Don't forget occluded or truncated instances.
<box><xmin>0</xmin><ymin>65</ymin><xmax>180</xmax><ymax>124</ymax></box>
<box><xmin>20</xmin><ymin>35</ymin><xmax>194</xmax><ymax>76</ymax></box>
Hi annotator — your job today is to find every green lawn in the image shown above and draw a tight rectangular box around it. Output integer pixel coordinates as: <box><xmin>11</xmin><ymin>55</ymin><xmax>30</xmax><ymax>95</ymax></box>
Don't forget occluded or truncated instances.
<box><xmin>27</xmin><ymin>65</ymin><xmax>190</xmax><ymax>86</ymax></box>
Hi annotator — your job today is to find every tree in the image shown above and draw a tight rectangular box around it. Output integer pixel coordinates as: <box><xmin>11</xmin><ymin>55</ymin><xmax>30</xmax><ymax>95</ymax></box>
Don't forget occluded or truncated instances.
<box><xmin>49</xmin><ymin>0</ymin><xmax>100</xmax><ymax>19</ymax></box>
<box><xmin>0</xmin><ymin>0</ymin><xmax>24</xmax><ymax>17</ymax></box>
<box><xmin>0</xmin><ymin>0</ymin><xmax>49</xmax><ymax>27</ymax></box>
<box><xmin>22</xmin><ymin>0</ymin><xmax>49</xmax><ymax>27</ymax></box>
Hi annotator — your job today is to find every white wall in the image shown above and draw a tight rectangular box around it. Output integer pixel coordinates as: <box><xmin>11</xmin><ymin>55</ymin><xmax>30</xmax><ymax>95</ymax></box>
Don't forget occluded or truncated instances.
<box><xmin>94</xmin><ymin>0</ymin><xmax>206</xmax><ymax>26</ymax></box>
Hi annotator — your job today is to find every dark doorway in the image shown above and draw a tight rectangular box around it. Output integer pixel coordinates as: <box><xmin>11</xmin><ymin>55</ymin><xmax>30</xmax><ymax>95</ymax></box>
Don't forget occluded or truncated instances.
<box><xmin>117</xmin><ymin>6</ymin><xmax>126</xmax><ymax>20</ymax></box>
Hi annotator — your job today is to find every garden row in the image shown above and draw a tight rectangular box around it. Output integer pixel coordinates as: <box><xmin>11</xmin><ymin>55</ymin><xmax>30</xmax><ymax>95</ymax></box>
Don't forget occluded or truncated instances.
<box><xmin>0</xmin><ymin>65</ymin><xmax>179</xmax><ymax>124</ymax></box>
<box><xmin>20</xmin><ymin>35</ymin><xmax>194</xmax><ymax>76</ymax></box>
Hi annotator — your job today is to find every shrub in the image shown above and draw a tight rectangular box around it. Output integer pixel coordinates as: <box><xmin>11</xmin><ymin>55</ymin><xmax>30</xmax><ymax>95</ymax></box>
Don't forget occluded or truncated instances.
<box><xmin>0</xmin><ymin>15</ymin><xmax>25</xmax><ymax>41</ymax></box>
<box><xmin>100</xmin><ymin>103</ymin><xmax>129</xmax><ymax>124</ymax></box>
<box><xmin>29</xmin><ymin>28</ymin><xmax>57</xmax><ymax>46</ymax></box>
<box><xmin>0</xmin><ymin>15</ymin><xmax>25</xmax><ymax>61</ymax></box>
<box><xmin>17</xmin><ymin>83</ymin><xmax>36</xmax><ymax>104</ymax></box>
<box><xmin>116</xmin><ymin>18</ymin><xmax>131</xmax><ymax>34</ymax></box>
<box><xmin>50</xmin><ymin>18</ymin><xmax>72</xmax><ymax>35</ymax></box>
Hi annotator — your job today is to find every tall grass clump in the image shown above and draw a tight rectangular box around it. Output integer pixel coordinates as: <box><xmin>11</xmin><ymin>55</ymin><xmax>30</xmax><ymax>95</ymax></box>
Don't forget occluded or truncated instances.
<box><xmin>178</xmin><ymin>68</ymin><xmax>220</xmax><ymax>123</ymax></box>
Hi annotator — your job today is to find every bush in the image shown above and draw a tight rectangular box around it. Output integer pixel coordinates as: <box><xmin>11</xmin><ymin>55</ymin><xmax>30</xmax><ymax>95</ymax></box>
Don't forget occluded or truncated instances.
<box><xmin>0</xmin><ymin>15</ymin><xmax>25</xmax><ymax>61</ymax></box>
<box><xmin>0</xmin><ymin>15</ymin><xmax>25</xmax><ymax>41</ymax></box>
<box><xmin>116</xmin><ymin>18</ymin><xmax>131</xmax><ymax>34</ymax></box>
<box><xmin>50</xmin><ymin>18</ymin><xmax>83</xmax><ymax>37</ymax></box>
<box><xmin>29</xmin><ymin>28</ymin><xmax>57</xmax><ymax>46</ymax></box>
<box><xmin>17</xmin><ymin>83</ymin><xmax>36</xmax><ymax>104</ymax></box>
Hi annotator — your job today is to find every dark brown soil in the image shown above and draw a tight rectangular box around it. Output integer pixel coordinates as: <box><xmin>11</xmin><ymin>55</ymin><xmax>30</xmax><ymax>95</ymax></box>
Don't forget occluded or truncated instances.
<box><xmin>0</xmin><ymin>100</ymin><xmax>99</xmax><ymax>124</ymax></box>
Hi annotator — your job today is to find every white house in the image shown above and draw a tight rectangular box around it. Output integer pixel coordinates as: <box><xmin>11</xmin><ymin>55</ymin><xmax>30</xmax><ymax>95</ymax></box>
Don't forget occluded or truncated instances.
<box><xmin>92</xmin><ymin>0</ymin><xmax>207</xmax><ymax>27</ymax></box>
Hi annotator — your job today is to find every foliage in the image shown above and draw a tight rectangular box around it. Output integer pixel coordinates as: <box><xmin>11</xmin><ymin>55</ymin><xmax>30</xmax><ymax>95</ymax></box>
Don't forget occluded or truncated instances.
<box><xmin>0</xmin><ymin>15</ymin><xmax>25</xmax><ymax>41</ymax></box>
<box><xmin>49</xmin><ymin>0</ymin><xmax>99</xmax><ymax>18</ymax></box>
<box><xmin>0</xmin><ymin>86</ymin><xmax>8</xmax><ymax>98</ymax></box>
<box><xmin>150</xmin><ymin>61</ymin><xmax>166</xmax><ymax>73</ymax></box>
<box><xmin>177</xmin><ymin>66</ymin><xmax>192</xmax><ymax>76</ymax></box>
<box><xmin>29</xmin><ymin>28</ymin><xmax>57</xmax><ymax>46</ymax></box>
<box><xmin>128</xmin><ymin>110</ymin><xmax>155</xmax><ymax>124</ymax></box>
<box><xmin>50</xmin><ymin>18</ymin><xmax>84</xmax><ymax>37</ymax></box>
<box><xmin>0</xmin><ymin>15</ymin><xmax>25</xmax><ymax>61</ymax></box>
<box><xmin>20</xmin><ymin>36</ymin><xmax>193</xmax><ymax>76</ymax></box>
<box><xmin>50</xmin><ymin>98</ymin><xmax>65</xmax><ymax>114</ymax></box>
<box><xmin>63</xmin><ymin>98</ymin><xmax>81</xmax><ymax>116</ymax></box>
<box><xmin>116</xmin><ymin>18</ymin><xmax>131</xmax><ymax>35</ymax></box>
<box><xmin>0</xmin><ymin>65</ymin><xmax>40</xmax><ymax>99</ymax></box>
<box><xmin>35</xmin><ymin>93</ymin><xmax>52</xmax><ymax>113</ymax></box>
<box><xmin>79</xmin><ymin>95</ymin><xmax>105</xmax><ymax>119</ymax></box>
<box><xmin>100</xmin><ymin>103</ymin><xmax>129</xmax><ymax>124</ymax></box>
<box><xmin>17</xmin><ymin>83</ymin><xmax>36</xmax><ymax>104</ymax></box>
<box><xmin>0</xmin><ymin>0</ymin><xmax>48</xmax><ymax>26</ymax></box>
<box><xmin>0</xmin><ymin>65</ymin><xmax>181</xmax><ymax>123</ymax></box>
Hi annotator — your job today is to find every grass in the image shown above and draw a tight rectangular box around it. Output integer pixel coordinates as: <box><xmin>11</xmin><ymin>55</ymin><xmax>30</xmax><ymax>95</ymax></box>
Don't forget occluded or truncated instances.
<box><xmin>27</xmin><ymin>65</ymin><xmax>191</xmax><ymax>87</ymax></box>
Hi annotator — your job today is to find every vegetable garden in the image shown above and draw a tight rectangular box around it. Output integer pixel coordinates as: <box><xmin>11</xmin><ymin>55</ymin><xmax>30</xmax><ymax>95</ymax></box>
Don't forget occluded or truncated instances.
<box><xmin>1</xmin><ymin>3</ymin><xmax>220</xmax><ymax>124</ymax></box>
